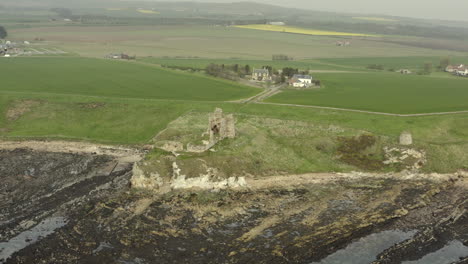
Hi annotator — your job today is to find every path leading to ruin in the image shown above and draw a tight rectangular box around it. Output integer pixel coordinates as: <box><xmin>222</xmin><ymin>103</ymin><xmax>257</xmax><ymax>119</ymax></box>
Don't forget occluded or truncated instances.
<box><xmin>254</xmin><ymin>102</ymin><xmax>468</xmax><ymax>117</ymax></box>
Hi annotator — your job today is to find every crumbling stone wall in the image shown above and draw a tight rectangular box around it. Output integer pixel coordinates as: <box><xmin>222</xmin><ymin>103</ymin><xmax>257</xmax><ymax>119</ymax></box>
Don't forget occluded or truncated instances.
<box><xmin>185</xmin><ymin>108</ymin><xmax>236</xmax><ymax>153</ymax></box>
<box><xmin>209</xmin><ymin>108</ymin><xmax>235</xmax><ymax>144</ymax></box>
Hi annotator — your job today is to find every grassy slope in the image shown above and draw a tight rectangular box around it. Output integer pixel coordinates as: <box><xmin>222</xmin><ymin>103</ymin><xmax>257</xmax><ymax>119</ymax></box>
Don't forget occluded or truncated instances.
<box><xmin>0</xmin><ymin>57</ymin><xmax>260</xmax><ymax>101</ymax></box>
<box><xmin>267</xmin><ymin>72</ymin><xmax>468</xmax><ymax>114</ymax></box>
<box><xmin>1</xmin><ymin>87</ymin><xmax>467</xmax><ymax>172</ymax></box>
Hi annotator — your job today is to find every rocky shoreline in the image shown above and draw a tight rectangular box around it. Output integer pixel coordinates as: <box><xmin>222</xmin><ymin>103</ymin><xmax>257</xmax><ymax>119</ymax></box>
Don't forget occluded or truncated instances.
<box><xmin>0</xmin><ymin>147</ymin><xmax>467</xmax><ymax>263</ymax></box>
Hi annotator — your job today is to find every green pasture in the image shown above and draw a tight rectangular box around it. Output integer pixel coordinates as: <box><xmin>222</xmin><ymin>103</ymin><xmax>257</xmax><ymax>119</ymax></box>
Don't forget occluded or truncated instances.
<box><xmin>0</xmin><ymin>57</ymin><xmax>260</xmax><ymax>101</ymax></box>
<box><xmin>1</xmin><ymin>92</ymin><xmax>466</xmax><ymax>172</ymax></box>
<box><xmin>318</xmin><ymin>56</ymin><xmax>468</xmax><ymax>71</ymax></box>
<box><xmin>267</xmin><ymin>72</ymin><xmax>468</xmax><ymax>114</ymax></box>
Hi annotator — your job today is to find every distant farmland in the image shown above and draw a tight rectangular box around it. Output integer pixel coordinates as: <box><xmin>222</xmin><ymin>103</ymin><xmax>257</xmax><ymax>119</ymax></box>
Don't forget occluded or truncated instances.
<box><xmin>234</xmin><ymin>24</ymin><xmax>376</xmax><ymax>37</ymax></box>
<box><xmin>0</xmin><ymin>57</ymin><xmax>260</xmax><ymax>102</ymax></box>
<box><xmin>267</xmin><ymin>72</ymin><xmax>468</xmax><ymax>114</ymax></box>
<box><xmin>352</xmin><ymin>17</ymin><xmax>398</xmax><ymax>22</ymax></box>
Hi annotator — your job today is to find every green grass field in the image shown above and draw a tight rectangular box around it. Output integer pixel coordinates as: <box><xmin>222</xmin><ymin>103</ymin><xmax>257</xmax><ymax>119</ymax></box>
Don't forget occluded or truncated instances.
<box><xmin>267</xmin><ymin>72</ymin><xmax>468</xmax><ymax>114</ymax></box>
<box><xmin>0</xmin><ymin>57</ymin><xmax>260</xmax><ymax>101</ymax></box>
<box><xmin>318</xmin><ymin>56</ymin><xmax>468</xmax><ymax>71</ymax></box>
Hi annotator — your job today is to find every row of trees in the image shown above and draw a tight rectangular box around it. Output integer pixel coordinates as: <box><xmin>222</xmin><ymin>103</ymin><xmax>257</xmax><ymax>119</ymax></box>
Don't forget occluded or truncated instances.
<box><xmin>272</xmin><ymin>54</ymin><xmax>292</xmax><ymax>61</ymax></box>
<box><xmin>0</xmin><ymin>26</ymin><xmax>7</xmax><ymax>39</ymax></box>
<box><xmin>205</xmin><ymin>63</ymin><xmax>252</xmax><ymax>81</ymax></box>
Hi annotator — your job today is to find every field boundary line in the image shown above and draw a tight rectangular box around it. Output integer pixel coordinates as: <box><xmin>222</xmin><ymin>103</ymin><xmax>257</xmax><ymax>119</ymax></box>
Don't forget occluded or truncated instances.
<box><xmin>256</xmin><ymin>102</ymin><xmax>468</xmax><ymax>117</ymax></box>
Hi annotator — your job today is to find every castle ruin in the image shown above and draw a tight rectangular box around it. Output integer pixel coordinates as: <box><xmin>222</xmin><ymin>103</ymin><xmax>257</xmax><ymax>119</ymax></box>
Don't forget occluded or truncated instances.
<box><xmin>208</xmin><ymin>108</ymin><xmax>235</xmax><ymax>144</ymax></box>
<box><xmin>185</xmin><ymin>108</ymin><xmax>236</xmax><ymax>153</ymax></box>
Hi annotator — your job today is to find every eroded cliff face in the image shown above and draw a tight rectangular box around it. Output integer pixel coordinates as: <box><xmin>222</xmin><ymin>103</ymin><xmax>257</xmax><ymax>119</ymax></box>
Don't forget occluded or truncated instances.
<box><xmin>131</xmin><ymin>158</ymin><xmax>247</xmax><ymax>191</ymax></box>
<box><xmin>1</xmin><ymin>147</ymin><xmax>467</xmax><ymax>264</ymax></box>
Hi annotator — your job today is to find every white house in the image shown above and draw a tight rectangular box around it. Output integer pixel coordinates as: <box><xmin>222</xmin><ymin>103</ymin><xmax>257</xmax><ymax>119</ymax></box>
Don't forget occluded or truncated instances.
<box><xmin>446</xmin><ymin>64</ymin><xmax>465</xmax><ymax>73</ymax></box>
<box><xmin>458</xmin><ymin>69</ymin><xmax>468</xmax><ymax>76</ymax></box>
<box><xmin>290</xmin><ymin>74</ymin><xmax>313</xmax><ymax>88</ymax></box>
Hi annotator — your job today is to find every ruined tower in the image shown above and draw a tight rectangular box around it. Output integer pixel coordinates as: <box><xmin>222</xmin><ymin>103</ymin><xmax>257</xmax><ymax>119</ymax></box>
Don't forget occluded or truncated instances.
<box><xmin>209</xmin><ymin>108</ymin><xmax>235</xmax><ymax>143</ymax></box>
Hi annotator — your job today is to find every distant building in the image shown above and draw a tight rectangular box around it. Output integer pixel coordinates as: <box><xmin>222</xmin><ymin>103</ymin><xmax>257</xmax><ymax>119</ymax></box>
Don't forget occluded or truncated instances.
<box><xmin>268</xmin><ymin>22</ymin><xmax>286</xmax><ymax>26</ymax></box>
<box><xmin>289</xmin><ymin>74</ymin><xmax>313</xmax><ymax>88</ymax></box>
<box><xmin>446</xmin><ymin>64</ymin><xmax>468</xmax><ymax>77</ymax></box>
<box><xmin>459</xmin><ymin>69</ymin><xmax>468</xmax><ymax>76</ymax></box>
<box><xmin>446</xmin><ymin>64</ymin><xmax>465</xmax><ymax>73</ymax></box>
<box><xmin>105</xmin><ymin>53</ymin><xmax>134</xmax><ymax>60</ymax></box>
<box><xmin>252</xmin><ymin>68</ymin><xmax>271</xmax><ymax>81</ymax></box>
<box><xmin>398</xmin><ymin>69</ymin><xmax>412</xmax><ymax>74</ymax></box>
<box><xmin>336</xmin><ymin>41</ymin><xmax>351</xmax><ymax>46</ymax></box>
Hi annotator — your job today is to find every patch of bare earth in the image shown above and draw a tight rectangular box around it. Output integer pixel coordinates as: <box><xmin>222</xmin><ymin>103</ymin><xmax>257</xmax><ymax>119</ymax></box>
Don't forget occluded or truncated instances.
<box><xmin>5</xmin><ymin>100</ymin><xmax>41</xmax><ymax>121</ymax></box>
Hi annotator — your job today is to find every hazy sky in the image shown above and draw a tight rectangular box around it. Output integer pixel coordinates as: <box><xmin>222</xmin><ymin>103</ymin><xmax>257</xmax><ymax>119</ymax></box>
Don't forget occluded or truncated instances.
<box><xmin>190</xmin><ymin>0</ymin><xmax>468</xmax><ymax>21</ymax></box>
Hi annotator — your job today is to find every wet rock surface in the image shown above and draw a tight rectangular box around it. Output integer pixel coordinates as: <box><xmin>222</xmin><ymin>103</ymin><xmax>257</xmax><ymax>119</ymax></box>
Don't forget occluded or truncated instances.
<box><xmin>1</xmin><ymin>149</ymin><xmax>467</xmax><ymax>264</ymax></box>
<box><xmin>0</xmin><ymin>149</ymin><xmax>133</xmax><ymax>263</ymax></box>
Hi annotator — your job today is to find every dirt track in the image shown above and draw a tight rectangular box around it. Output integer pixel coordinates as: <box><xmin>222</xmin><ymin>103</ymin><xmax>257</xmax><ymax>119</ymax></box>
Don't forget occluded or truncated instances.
<box><xmin>257</xmin><ymin>102</ymin><xmax>468</xmax><ymax>117</ymax></box>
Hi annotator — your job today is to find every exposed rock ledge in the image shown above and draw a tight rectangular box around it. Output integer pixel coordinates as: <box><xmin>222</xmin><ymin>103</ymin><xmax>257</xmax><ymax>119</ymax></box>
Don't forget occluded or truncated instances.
<box><xmin>131</xmin><ymin>162</ymin><xmax>467</xmax><ymax>192</ymax></box>
<box><xmin>0</xmin><ymin>140</ymin><xmax>143</xmax><ymax>162</ymax></box>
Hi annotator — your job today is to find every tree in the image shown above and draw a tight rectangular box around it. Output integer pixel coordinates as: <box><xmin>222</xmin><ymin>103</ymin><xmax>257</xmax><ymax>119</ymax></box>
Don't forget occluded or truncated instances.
<box><xmin>0</xmin><ymin>26</ymin><xmax>7</xmax><ymax>39</ymax></box>
<box><xmin>244</xmin><ymin>64</ymin><xmax>251</xmax><ymax>74</ymax></box>
<box><xmin>424</xmin><ymin>62</ymin><xmax>433</xmax><ymax>74</ymax></box>
<box><xmin>439</xmin><ymin>57</ymin><xmax>450</xmax><ymax>71</ymax></box>
<box><xmin>281</xmin><ymin>67</ymin><xmax>298</xmax><ymax>78</ymax></box>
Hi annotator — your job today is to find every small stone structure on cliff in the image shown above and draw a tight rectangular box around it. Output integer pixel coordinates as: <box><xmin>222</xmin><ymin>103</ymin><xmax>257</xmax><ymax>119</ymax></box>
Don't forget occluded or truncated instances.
<box><xmin>399</xmin><ymin>131</ymin><xmax>413</xmax><ymax>146</ymax></box>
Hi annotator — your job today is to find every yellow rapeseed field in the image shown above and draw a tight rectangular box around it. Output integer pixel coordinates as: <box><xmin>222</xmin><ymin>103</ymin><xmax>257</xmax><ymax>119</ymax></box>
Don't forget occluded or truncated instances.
<box><xmin>234</xmin><ymin>24</ymin><xmax>375</xmax><ymax>37</ymax></box>
<box><xmin>352</xmin><ymin>17</ymin><xmax>397</xmax><ymax>22</ymax></box>
<box><xmin>137</xmin><ymin>9</ymin><xmax>160</xmax><ymax>14</ymax></box>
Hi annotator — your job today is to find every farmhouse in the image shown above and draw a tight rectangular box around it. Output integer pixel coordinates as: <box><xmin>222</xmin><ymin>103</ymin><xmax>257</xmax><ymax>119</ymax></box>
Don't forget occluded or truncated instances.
<box><xmin>458</xmin><ymin>69</ymin><xmax>468</xmax><ymax>76</ymax></box>
<box><xmin>252</xmin><ymin>68</ymin><xmax>271</xmax><ymax>81</ymax></box>
<box><xmin>445</xmin><ymin>64</ymin><xmax>465</xmax><ymax>73</ymax></box>
<box><xmin>446</xmin><ymin>64</ymin><xmax>468</xmax><ymax>77</ymax></box>
<box><xmin>398</xmin><ymin>69</ymin><xmax>412</xmax><ymax>74</ymax></box>
<box><xmin>105</xmin><ymin>53</ymin><xmax>134</xmax><ymax>60</ymax></box>
<box><xmin>289</xmin><ymin>74</ymin><xmax>313</xmax><ymax>88</ymax></box>
<box><xmin>336</xmin><ymin>41</ymin><xmax>351</xmax><ymax>46</ymax></box>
